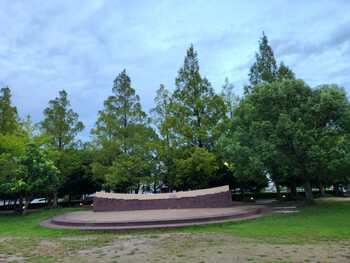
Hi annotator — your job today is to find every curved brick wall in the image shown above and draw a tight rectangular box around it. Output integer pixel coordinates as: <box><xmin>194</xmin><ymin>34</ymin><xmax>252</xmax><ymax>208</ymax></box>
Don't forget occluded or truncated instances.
<box><xmin>93</xmin><ymin>186</ymin><xmax>232</xmax><ymax>212</ymax></box>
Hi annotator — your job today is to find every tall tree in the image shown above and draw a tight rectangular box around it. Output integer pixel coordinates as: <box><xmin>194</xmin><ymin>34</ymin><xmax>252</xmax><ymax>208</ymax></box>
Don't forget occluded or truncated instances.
<box><xmin>164</xmin><ymin>45</ymin><xmax>226</xmax><ymax>190</ymax></box>
<box><xmin>92</xmin><ymin>70</ymin><xmax>157</xmax><ymax>192</ymax></box>
<box><xmin>41</xmin><ymin>90</ymin><xmax>84</xmax><ymax>150</ymax></box>
<box><xmin>41</xmin><ymin>90</ymin><xmax>84</xmax><ymax>207</ymax></box>
<box><xmin>92</xmin><ymin>70</ymin><xmax>146</xmax><ymax>150</ymax></box>
<box><xmin>150</xmin><ymin>84</ymin><xmax>176</xmax><ymax>189</ymax></box>
<box><xmin>0</xmin><ymin>87</ymin><xmax>19</xmax><ymax>134</ymax></box>
<box><xmin>171</xmin><ymin>45</ymin><xmax>226</xmax><ymax>149</ymax></box>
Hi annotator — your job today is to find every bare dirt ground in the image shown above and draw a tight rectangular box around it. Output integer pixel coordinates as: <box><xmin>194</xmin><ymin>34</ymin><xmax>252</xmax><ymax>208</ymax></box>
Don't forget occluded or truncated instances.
<box><xmin>1</xmin><ymin>232</ymin><xmax>349</xmax><ymax>263</ymax></box>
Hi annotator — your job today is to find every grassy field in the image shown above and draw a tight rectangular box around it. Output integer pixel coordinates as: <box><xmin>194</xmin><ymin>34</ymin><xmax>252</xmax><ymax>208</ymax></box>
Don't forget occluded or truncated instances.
<box><xmin>0</xmin><ymin>199</ymin><xmax>349</xmax><ymax>262</ymax></box>
<box><xmin>184</xmin><ymin>200</ymin><xmax>350</xmax><ymax>242</ymax></box>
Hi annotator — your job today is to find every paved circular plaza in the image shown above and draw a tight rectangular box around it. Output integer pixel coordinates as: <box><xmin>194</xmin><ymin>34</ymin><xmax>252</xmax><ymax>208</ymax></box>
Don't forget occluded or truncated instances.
<box><xmin>42</xmin><ymin>205</ymin><xmax>268</xmax><ymax>231</ymax></box>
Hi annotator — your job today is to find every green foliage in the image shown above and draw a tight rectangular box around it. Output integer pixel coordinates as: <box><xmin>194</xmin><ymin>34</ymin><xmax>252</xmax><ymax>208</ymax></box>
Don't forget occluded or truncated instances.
<box><xmin>171</xmin><ymin>45</ymin><xmax>226</xmax><ymax>149</ymax></box>
<box><xmin>149</xmin><ymin>46</ymin><xmax>228</xmax><ymax>190</ymax></box>
<box><xmin>0</xmin><ymin>86</ymin><xmax>20</xmax><ymax>134</ymax></box>
<box><xmin>277</xmin><ymin>62</ymin><xmax>295</xmax><ymax>81</ymax></box>
<box><xmin>249</xmin><ymin>32</ymin><xmax>278</xmax><ymax>86</ymax></box>
<box><xmin>248</xmin><ymin>32</ymin><xmax>295</xmax><ymax>93</ymax></box>
<box><xmin>0</xmin><ymin>33</ymin><xmax>349</xmax><ymax>201</ymax></box>
<box><xmin>41</xmin><ymin>90</ymin><xmax>84</xmax><ymax>150</ymax></box>
<box><xmin>39</xmin><ymin>90</ymin><xmax>85</xmax><ymax>207</ymax></box>
<box><xmin>222</xmin><ymin>79</ymin><xmax>350</xmax><ymax>200</ymax></box>
<box><xmin>305</xmin><ymin>85</ymin><xmax>350</xmax><ymax>186</ymax></box>
<box><xmin>92</xmin><ymin>70</ymin><xmax>158</xmax><ymax>192</ymax></box>
<box><xmin>105</xmin><ymin>125</ymin><xmax>159</xmax><ymax>192</ymax></box>
<box><xmin>221</xmin><ymin>78</ymin><xmax>240</xmax><ymax>120</ymax></box>
<box><xmin>150</xmin><ymin>84</ymin><xmax>178</xmax><ymax>190</ymax></box>
<box><xmin>0</xmin><ymin>135</ymin><xmax>59</xmax><ymax>213</ymax></box>
<box><xmin>58</xmin><ymin>145</ymin><xmax>100</xmax><ymax>197</ymax></box>
<box><xmin>0</xmin><ymin>133</ymin><xmax>27</xmax><ymax>196</ymax></box>
<box><xmin>174</xmin><ymin>147</ymin><xmax>218</xmax><ymax>190</ymax></box>
<box><xmin>92</xmin><ymin>70</ymin><xmax>146</xmax><ymax>143</ymax></box>
<box><xmin>151</xmin><ymin>84</ymin><xmax>172</xmax><ymax>143</ymax></box>
<box><xmin>15</xmin><ymin>143</ymin><xmax>59</xmax><ymax>198</ymax></box>
<box><xmin>106</xmin><ymin>153</ymin><xmax>145</xmax><ymax>192</ymax></box>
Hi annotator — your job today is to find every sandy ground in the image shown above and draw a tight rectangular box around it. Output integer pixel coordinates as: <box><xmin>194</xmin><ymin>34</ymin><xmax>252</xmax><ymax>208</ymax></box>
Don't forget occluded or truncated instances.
<box><xmin>2</xmin><ymin>233</ymin><xmax>349</xmax><ymax>263</ymax></box>
<box><xmin>77</xmin><ymin>233</ymin><xmax>350</xmax><ymax>263</ymax></box>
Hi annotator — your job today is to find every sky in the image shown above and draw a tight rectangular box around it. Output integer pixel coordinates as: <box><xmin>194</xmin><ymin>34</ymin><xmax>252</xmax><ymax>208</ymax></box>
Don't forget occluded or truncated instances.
<box><xmin>0</xmin><ymin>0</ymin><xmax>349</xmax><ymax>140</ymax></box>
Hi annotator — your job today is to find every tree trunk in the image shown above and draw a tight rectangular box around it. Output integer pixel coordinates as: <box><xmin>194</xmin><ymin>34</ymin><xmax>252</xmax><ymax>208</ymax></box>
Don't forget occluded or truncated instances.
<box><xmin>240</xmin><ymin>187</ymin><xmax>245</xmax><ymax>198</ymax></box>
<box><xmin>17</xmin><ymin>196</ymin><xmax>29</xmax><ymax>214</ymax></box>
<box><xmin>52</xmin><ymin>192</ymin><xmax>58</xmax><ymax>208</ymax></box>
<box><xmin>275</xmin><ymin>183</ymin><xmax>281</xmax><ymax>200</ymax></box>
<box><xmin>17</xmin><ymin>196</ymin><xmax>24</xmax><ymax>214</ymax></box>
<box><xmin>22</xmin><ymin>198</ymin><xmax>29</xmax><ymax>215</ymax></box>
<box><xmin>290</xmin><ymin>183</ymin><xmax>297</xmax><ymax>200</ymax></box>
<box><xmin>48</xmin><ymin>192</ymin><xmax>58</xmax><ymax>208</ymax></box>
<box><xmin>303</xmin><ymin>180</ymin><xmax>314</xmax><ymax>203</ymax></box>
<box><xmin>47</xmin><ymin>195</ymin><xmax>52</xmax><ymax>208</ymax></box>
<box><xmin>319</xmin><ymin>183</ymin><xmax>325</xmax><ymax>197</ymax></box>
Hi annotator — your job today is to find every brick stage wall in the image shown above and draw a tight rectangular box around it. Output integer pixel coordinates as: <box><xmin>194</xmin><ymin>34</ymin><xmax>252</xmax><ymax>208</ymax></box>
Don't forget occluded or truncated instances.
<box><xmin>93</xmin><ymin>190</ymin><xmax>232</xmax><ymax>212</ymax></box>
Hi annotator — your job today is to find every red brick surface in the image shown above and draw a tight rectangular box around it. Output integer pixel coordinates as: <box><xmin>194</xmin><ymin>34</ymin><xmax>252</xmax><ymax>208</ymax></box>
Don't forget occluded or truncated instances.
<box><xmin>93</xmin><ymin>190</ymin><xmax>232</xmax><ymax>212</ymax></box>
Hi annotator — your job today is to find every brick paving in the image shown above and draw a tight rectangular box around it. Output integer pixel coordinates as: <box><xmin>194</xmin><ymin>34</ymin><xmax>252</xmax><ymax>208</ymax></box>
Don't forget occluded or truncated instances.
<box><xmin>42</xmin><ymin>205</ymin><xmax>269</xmax><ymax>231</ymax></box>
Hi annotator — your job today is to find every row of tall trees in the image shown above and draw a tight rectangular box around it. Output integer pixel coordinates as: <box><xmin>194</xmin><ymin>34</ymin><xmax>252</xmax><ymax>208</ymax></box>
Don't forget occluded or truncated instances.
<box><xmin>1</xmin><ymin>33</ymin><xmax>349</xmax><ymax>208</ymax></box>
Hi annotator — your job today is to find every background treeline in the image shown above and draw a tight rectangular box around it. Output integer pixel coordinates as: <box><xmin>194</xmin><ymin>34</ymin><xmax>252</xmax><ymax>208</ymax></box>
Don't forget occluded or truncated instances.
<box><xmin>1</xmin><ymin>33</ymin><xmax>350</xmax><ymax>212</ymax></box>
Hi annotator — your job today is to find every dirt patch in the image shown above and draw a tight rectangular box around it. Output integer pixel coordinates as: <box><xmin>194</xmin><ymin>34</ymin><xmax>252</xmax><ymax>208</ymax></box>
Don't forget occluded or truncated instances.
<box><xmin>76</xmin><ymin>233</ymin><xmax>350</xmax><ymax>263</ymax></box>
<box><xmin>78</xmin><ymin>235</ymin><xmax>160</xmax><ymax>263</ymax></box>
<box><xmin>1</xmin><ymin>233</ymin><xmax>350</xmax><ymax>262</ymax></box>
<box><xmin>34</xmin><ymin>240</ymin><xmax>65</xmax><ymax>257</ymax></box>
<box><xmin>0</xmin><ymin>253</ymin><xmax>25</xmax><ymax>263</ymax></box>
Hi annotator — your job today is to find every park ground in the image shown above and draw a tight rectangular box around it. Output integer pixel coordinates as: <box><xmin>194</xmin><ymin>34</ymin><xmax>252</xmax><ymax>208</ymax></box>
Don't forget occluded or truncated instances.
<box><xmin>0</xmin><ymin>198</ymin><xmax>350</xmax><ymax>263</ymax></box>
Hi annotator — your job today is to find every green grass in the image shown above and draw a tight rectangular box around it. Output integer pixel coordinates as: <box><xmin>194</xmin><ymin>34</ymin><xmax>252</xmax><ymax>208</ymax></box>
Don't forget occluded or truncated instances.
<box><xmin>183</xmin><ymin>200</ymin><xmax>350</xmax><ymax>242</ymax></box>
<box><xmin>0</xmin><ymin>199</ymin><xmax>349</xmax><ymax>242</ymax></box>
<box><xmin>0</xmin><ymin>200</ymin><xmax>349</xmax><ymax>262</ymax></box>
<box><xmin>0</xmin><ymin>207</ymin><xmax>89</xmax><ymax>237</ymax></box>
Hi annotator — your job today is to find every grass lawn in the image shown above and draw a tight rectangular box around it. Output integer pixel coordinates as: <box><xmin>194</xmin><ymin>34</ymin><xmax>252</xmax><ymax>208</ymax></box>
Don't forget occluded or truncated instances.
<box><xmin>0</xmin><ymin>199</ymin><xmax>349</xmax><ymax>262</ymax></box>
<box><xmin>183</xmin><ymin>200</ymin><xmax>350</xmax><ymax>242</ymax></box>
<box><xmin>1</xmin><ymin>199</ymin><xmax>349</xmax><ymax>240</ymax></box>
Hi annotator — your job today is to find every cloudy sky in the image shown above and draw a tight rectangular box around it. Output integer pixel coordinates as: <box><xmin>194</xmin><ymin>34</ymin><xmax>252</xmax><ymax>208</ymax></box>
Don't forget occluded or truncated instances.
<box><xmin>1</xmin><ymin>0</ymin><xmax>349</xmax><ymax>140</ymax></box>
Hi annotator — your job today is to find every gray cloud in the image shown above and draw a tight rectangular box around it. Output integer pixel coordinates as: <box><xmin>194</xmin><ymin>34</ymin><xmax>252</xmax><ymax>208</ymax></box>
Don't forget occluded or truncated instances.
<box><xmin>273</xmin><ymin>20</ymin><xmax>350</xmax><ymax>60</ymax></box>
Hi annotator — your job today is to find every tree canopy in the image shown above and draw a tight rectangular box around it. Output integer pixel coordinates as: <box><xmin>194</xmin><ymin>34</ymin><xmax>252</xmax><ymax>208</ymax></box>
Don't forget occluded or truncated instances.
<box><xmin>1</xmin><ymin>32</ymin><xmax>350</xmax><ymax>209</ymax></box>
